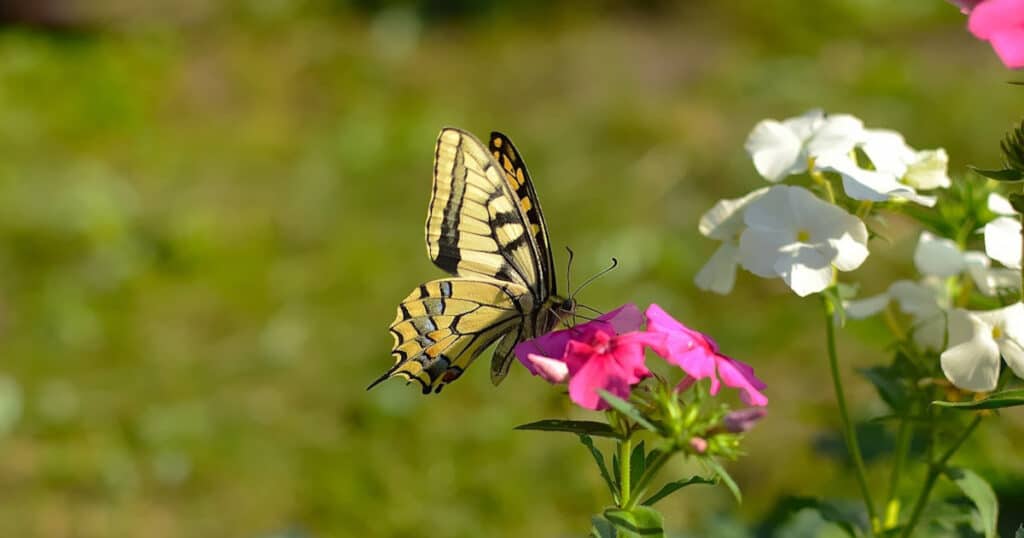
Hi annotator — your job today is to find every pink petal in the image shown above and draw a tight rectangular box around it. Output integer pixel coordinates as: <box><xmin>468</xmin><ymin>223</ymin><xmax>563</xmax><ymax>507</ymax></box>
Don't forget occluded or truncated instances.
<box><xmin>988</xmin><ymin>28</ymin><xmax>1024</xmax><ymax>68</ymax></box>
<box><xmin>666</xmin><ymin>347</ymin><xmax>720</xmax><ymax>394</ymax></box>
<box><xmin>514</xmin><ymin>303</ymin><xmax>643</xmax><ymax>371</ymax></box>
<box><xmin>566</xmin><ymin>352</ymin><xmax>631</xmax><ymax>410</ymax></box>
<box><xmin>522</xmin><ymin>353</ymin><xmax>569</xmax><ymax>383</ymax></box>
<box><xmin>968</xmin><ymin>0</ymin><xmax>1024</xmax><ymax>39</ymax></box>
<box><xmin>716</xmin><ymin>357</ymin><xmax>769</xmax><ymax>406</ymax></box>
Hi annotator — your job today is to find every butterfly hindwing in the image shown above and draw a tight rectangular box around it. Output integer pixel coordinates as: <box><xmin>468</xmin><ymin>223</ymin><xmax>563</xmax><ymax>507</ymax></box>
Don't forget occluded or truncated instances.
<box><xmin>377</xmin><ymin>278</ymin><xmax>533</xmax><ymax>393</ymax></box>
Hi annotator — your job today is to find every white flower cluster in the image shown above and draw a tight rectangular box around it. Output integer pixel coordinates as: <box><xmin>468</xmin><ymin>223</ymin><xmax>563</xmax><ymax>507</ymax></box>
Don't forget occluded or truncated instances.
<box><xmin>697</xmin><ymin>109</ymin><xmax>1024</xmax><ymax>392</ymax></box>
<box><xmin>697</xmin><ymin>109</ymin><xmax>950</xmax><ymax>297</ymax></box>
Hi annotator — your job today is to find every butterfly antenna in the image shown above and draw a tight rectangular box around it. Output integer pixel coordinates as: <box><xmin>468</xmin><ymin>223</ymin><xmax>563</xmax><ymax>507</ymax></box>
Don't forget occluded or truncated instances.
<box><xmin>575</xmin><ymin>302</ymin><xmax>605</xmax><ymax>316</ymax></box>
<box><xmin>570</xmin><ymin>257</ymin><xmax>619</xmax><ymax>300</ymax></box>
<box><xmin>565</xmin><ymin>247</ymin><xmax>576</xmax><ymax>325</ymax></box>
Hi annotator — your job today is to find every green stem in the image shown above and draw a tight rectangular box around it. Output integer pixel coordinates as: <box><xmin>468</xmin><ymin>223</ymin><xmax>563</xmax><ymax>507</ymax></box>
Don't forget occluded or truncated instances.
<box><xmin>619</xmin><ymin>435</ymin><xmax>632</xmax><ymax>508</ymax></box>
<box><xmin>899</xmin><ymin>415</ymin><xmax>982</xmax><ymax>538</ymax></box>
<box><xmin>822</xmin><ymin>293</ymin><xmax>877</xmax><ymax>534</ymax></box>
<box><xmin>625</xmin><ymin>449</ymin><xmax>675</xmax><ymax>510</ymax></box>
<box><xmin>884</xmin><ymin>410</ymin><xmax>913</xmax><ymax>528</ymax></box>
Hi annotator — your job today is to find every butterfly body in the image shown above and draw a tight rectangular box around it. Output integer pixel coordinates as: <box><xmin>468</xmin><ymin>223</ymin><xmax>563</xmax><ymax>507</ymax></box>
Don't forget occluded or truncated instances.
<box><xmin>370</xmin><ymin>128</ymin><xmax>571</xmax><ymax>394</ymax></box>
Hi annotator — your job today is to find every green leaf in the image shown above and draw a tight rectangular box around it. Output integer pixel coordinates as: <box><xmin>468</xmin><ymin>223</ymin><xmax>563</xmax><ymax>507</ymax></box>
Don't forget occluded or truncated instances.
<box><xmin>945</xmin><ymin>467</ymin><xmax>998</xmax><ymax>538</ymax></box>
<box><xmin>1009</xmin><ymin>193</ymin><xmax>1024</xmax><ymax>213</ymax></box>
<box><xmin>969</xmin><ymin>166</ymin><xmax>1024</xmax><ymax>182</ymax></box>
<box><xmin>704</xmin><ymin>458</ymin><xmax>741</xmax><ymax>504</ymax></box>
<box><xmin>591</xmin><ymin>515</ymin><xmax>617</xmax><ymax>538</ymax></box>
<box><xmin>604</xmin><ymin>506</ymin><xmax>665</xmax><ymax>537</ymax></box>
<box><xmin>640</xmin><ymin>476</ymin><xmax>716</xmax><ymax>506</ymax></box>
<box><xmin>515</xmin><ymin>419</ymin><xmax>623</xmax><ymax>438</ymax></box>
<box><xmin>775</xmin><ymin>497</ymin><xmax>861</xmax><ymax>537</ymax></box>
<box><xmin>598</xmin><ymin>390</ymin><xmax>662</xmax><ymax>433</ymax></box>
<box><xmin>1015</xmin><ymin>524</ymin><xmax>1023</xmax><ymax>538</ymax></box>
<box><xmin>933</xmin><ymin>389</ymin><xmax>1024</xmax><ymax>409</ymax></box>
<box><xmin>859</xmin><ymin>366</ymin><xmax>909</xmax><ymax>412</ymax></box>
<box><xmin>629</xmin><ymin>441</ymin><xmax>646</xmax><ymax>486</ymax></box>
<box><xmin>580</xmin><ymin>434</ymin><xmax>618</xmax><ymax>502</ymax></box>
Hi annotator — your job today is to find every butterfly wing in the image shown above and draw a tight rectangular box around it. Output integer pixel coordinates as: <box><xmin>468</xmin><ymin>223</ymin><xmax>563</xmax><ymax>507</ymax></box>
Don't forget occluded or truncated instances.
<box><xmin>426</xmin><ymin>128</ymin><xmax>549</xmax><ymax>299</ymax></box>
<box><xmin>370</xmin><ymin>278</ymin><xmax>533</xmax><ymax>394</ymax></box>
<box><xmin>373</xmin><ymin>128</ymin><xmax>559</xmax><ymax>393</ymax></box>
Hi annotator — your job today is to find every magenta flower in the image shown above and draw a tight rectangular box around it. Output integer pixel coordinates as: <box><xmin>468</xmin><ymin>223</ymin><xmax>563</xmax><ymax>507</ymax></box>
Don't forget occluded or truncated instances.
<box><xmin>644</xmin><ymin>304</ymin><xmax>768</xmax><ymax>406</ymax></box>
<box><xmin>515</xmin><ymin>304</ymin><xmax>662</xmax><ymax>410</ymax></box>
<box><xmin>964</xmin><ymin>0</ymin><xmax>1024</xmax><ymax>68</ymax></box>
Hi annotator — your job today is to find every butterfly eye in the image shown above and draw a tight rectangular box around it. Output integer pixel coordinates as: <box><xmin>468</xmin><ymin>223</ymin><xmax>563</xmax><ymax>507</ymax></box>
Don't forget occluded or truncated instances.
<box><xmin>561</xmin><ymin>298</ymin><xmax>576</xmax><ymax>312</ymax></box>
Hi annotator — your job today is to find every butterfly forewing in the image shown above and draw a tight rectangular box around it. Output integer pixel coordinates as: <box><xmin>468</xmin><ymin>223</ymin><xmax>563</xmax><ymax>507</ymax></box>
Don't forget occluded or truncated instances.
<box><xmin>426</xmin><ymin>128</ymin><xmax>542</xmax><ymax>293</ymax></box>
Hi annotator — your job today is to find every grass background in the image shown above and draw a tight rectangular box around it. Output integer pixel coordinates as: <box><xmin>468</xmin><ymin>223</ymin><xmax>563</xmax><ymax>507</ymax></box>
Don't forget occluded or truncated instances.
<box><xmin>0</xmin><ymin>1</ymin><xmax>1022</xmax><ymax>536</ymax></box>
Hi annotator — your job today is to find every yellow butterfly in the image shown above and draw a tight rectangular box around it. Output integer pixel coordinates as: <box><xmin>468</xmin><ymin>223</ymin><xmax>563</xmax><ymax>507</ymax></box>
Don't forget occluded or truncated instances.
<box><xmin>369</xmin><ymin>128</ymin><xmax>574</xmax><ymax>394</ymax></box>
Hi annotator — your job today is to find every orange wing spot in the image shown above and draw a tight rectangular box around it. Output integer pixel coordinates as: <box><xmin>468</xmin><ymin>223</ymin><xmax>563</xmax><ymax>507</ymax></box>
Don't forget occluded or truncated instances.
<box><xmin>520</xmin><ymin>197</ymin><xmax>533</xmax><ymax>212</ymax></box>
<box><xmin>531</xmin><ymin>223</ymin><xmax>540</xmax><ymax>235</ymax></box>
<box><xmin>502</xmin><ymin>155</ymin><xmax>513</xmax><ymax>172</ymax></box>
<box><xmin>493</xmin><ymin>137</ymin><xmax>503</xmax><ymax>148</ymax></box>
<box><xmin>516</xmin><ymin>168</ymin><xmax>525</xmax><ymax>185</ymax></box>
<box><xmin>492</xmin><ymin>150</ymin><xmax>501</xmax><ymax>161</ymax></box>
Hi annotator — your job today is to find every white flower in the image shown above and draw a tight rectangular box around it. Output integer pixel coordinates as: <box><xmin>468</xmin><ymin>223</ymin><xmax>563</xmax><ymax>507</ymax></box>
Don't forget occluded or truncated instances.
<box><xmin>914</xmin><ymin>231</ymin><xmax>965</xmax><ymax>277</ymax></box>
<box><xmin>694</xmin><ymin>188</ymin><xmax>769</xmax><ymax>294</ymax></box>
<box><xmin>988</xmin><ymin>192</ymin><xmax>1016</xmax><ymax>216</ymax></box>
<box><xmin>745</xmin><ymin>110</ymin><xmax>863</xmax><ymax>182</ymax></box>
<box><xmin>964</xmin><ymin>252</ymin><xmax>1020</xmax><ymax>296</ymax></box>
<box><xmin>738</xmin><ymin>185</ymin><xmax>869</xmax><ymax>297</ymax></box>
<box><xmin>816</xmin><ymin>129</ymin><xmax>949</xmax><ymax>207</ymax></box>
<box><xmin>845</xmin><ymin>278</ymin><xmax>949</xmax><ymax>350</ymax></box>
<box><xmin>940</xmin><ymin>303</ymin><xmax>1024</xmax><ymax>392</ymax></box>
<box><xmin>984</xmin><ymin>217</ymin><xmax>1022</xmax><ymax>270</ymax></box>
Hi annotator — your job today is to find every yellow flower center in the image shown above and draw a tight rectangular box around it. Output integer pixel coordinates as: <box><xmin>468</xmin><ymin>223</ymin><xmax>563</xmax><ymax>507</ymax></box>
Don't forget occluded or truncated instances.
<box><xmin>992</xmin><ymin>325</ymin><xmax>1003</xmax><ymax>340</ymax></box>
<box><xmin>796</xmin><ymin>229</ymin><xmax>811</xmax><ymax>243</ymax></box>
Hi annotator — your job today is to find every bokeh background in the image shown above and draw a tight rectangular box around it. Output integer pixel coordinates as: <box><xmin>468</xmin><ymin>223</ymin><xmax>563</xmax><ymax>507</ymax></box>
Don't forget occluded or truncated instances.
<box><xmin>0</xmin><ymin>1</ymin><xmax>1022</xmax><ymax>536</ymax></box>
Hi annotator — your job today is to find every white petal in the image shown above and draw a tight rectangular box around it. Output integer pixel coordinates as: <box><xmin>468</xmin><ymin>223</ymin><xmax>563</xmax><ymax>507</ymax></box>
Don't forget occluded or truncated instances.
<box><xmin>984</xmin><ymin>216</ymin><xmax>1023</xmax><ymax>269</ymax></box>
<box><xmin>782</xmin><ymin>186</ymin><xmax>869</xmax><ymax>271</ymax></box>
<box><xmin>988</xmin><ymin>192</ymin><xmax>1017</xmax><ymax>216</ymax></box>
<box><xmin>743</xmin><ymin>185</ymin><xmax>802</xmax><ymax>232</ymax></box>
<box><xmin>965</xmin><ymin>252</ymin><xmax>1020</xmax><ymax>296</ymax></box>
<box><xmin>746</xmin><ymin>120</ymin><xmax>804</xmax><ymax>182</ymax></box>
<box><xmin>822</xmin><ymin>154</ymin><xmax>917</xmax><ymax>203</ymax></box>
<box><xmin>738</xmin><ymin>227</ymin><xmax>790</xmax><ymax>277</ymax></box>
<box><xmin>998</xmin><ymin>303</ymin><xmax>1024</xmax><ymax>379</ymax></box>
<box><xmin>781</xmin><ymin>109</ymin><xmax>825</xmax><ymax>141</ymax></box>
<box><xmin>807</xmin><ymin>114</ymin><xmax>864</xmax><ymax>159</ymax></box>
<box><xmin>694</xmin><ymin>243</ymin><xmax>740</xmax><ymax>295</ymax></box>
<box><xmin>914</xmin><ymin>316</ymin><xmax>949</xmax><ymax>351</ymax></box>
<box><xmin>774</xmin><ymin>245</ymin><xmax>833</xmax><ymax>297</ymax></box>
<box><xmin>940</xmin><ymin>309</ymin><xmax>1001</xmax><ymax>392</ymax></box>
<box><xmin>698</xmin><ymin>187</ymin><xmax>770</xmax><ymax>240</ymax></box>
<box><xmin>889</xmin><ymin>279</ymin><xmax>944</xmax><ymax>318</ymax></box>
<box><xmin>828</xmin><ymin>228</ymin><xmax>870</xmax><ymax>272</ymax></box>
<box><xmin>914</xmin><ymin>231</ymin><xmax>965</xmax><ymax>277</ymax></box>
<box><xmin>844</xmin><ymin>292</ymin><xmax>891</xmax><ymax>319</ymax></box>
<box><xmin>903</xmin><ymin>149</ymin><xmax>951</xmax><ymax>190</ymax></box>
<box><xmin>859</xmin><ymin>129</ymin><xmax>913</xmax><ymax>177</ymax></box>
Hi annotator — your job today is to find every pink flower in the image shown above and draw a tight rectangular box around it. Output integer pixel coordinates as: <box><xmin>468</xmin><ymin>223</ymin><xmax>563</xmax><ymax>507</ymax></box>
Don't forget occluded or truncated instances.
<box><xmin>644</xmin><ymin>304</ymin><xmax>768</xmax><ymax>406</ymax></box>
<box><xmin>515</xmin><ymin>304</ymin><xmax>662</xmax><ymax>410</ymax></box>
<box><xmin>966</xmin><ymin>0</ymin><xmax>1024</xmax><ymax>68</ymax></box>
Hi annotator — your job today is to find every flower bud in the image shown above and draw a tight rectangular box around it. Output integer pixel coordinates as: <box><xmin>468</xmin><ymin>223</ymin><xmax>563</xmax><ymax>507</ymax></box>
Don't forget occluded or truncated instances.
<box><xmin>689</xmin><ymin>436</ymin><xmax>708</xmax><ymax>454</ymax></box>
<box><xmin>723</xmin><ymin>408</ymin><xmax>767</xmax><ymax>433</ymax></box>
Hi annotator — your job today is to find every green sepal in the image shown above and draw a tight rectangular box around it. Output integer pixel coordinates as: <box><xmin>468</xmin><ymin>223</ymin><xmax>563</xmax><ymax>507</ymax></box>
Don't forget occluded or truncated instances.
<box><xmin>933</xmin><ymin>389</ymin><xmax>1024</xmax><ymax>410</ymax></box>
<box><xmin>515</xmin><ymin>419</ymin><xmax>623</xmax><ymax>439</ymax></box>
<box><xmin>1009</xmin><ymin>193</ymin><xmax>1024</xmax><ymax>213</ymax></box>
<box><xmin>640</xmin><ymin>476</ymin><xmax>716</xmax><ymax>506</ymax></box>
<box><xmin>604</xmin><ymin>506</ymin><xmax>665</xmax><ymax>537</ymax></box>
<box><xmin>591</xmin><ymin>515</ymin><xmax>617</xmax><ymax>538</ymax></box>
<box><xmin>944</xmin><ymin>467</ymin><xmax>998</xmax><ymax>538</ymax></box>
<box><xmin>598</xmin><ymin>390</ymin><xmax>663</xmax><ymax>434</ymax></box>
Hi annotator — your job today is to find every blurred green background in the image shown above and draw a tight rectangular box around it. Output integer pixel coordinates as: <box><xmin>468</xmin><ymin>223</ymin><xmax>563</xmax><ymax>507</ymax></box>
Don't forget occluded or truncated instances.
<box><xmin>0</xmin><ymin>1</ymin><xmax>1022</xmax><ymax>536</ymax></box>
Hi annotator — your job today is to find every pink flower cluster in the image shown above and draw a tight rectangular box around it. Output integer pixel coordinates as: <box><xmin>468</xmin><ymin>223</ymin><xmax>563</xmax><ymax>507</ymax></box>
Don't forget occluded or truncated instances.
<box><xmin>514</xmin><ymin>304</ymin><xmax>768</xmax><ymax>411</ymax></box>
<box><xmin>952</xmin><ymin>0</ymin><xmax>1024</xmax><ymax>68</ymax></box>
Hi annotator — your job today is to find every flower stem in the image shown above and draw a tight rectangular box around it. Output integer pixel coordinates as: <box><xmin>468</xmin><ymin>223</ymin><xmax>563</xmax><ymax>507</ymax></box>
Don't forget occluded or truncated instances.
<box><xmin>625</xmin><ymin>449</ymin><xmax>675</xmax><ymax>510</ymax></box>
<box><xmin>810</xmin><ymin>169</ymin><xmax>837</xmax><ymax>204</ymax></box>
<box><xmin>899</xmin><ymin>415</ymin><xmax>982</xmax><ymax>538</ymax></box>
<box><xmin>822</xmin><ymin>293</ymin><xmax>877</xmax><ymax>534</ymax></box>
<box><xmin>619</xmin><ymin>435</ymin><xmax>632</xmax><ymax>508</ymax></box>
<box><xmin>883</xmin><ymin>410</ymin><xmax>913</xmax><ymax>529</ymax></box>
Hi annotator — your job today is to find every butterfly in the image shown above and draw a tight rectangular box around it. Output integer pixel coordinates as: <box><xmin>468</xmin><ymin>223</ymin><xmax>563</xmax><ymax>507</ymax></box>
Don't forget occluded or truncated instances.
<box><xmin>369</xmin><ymin>128</ymin><xmax>575</xmax><ymax>394</ymax></box>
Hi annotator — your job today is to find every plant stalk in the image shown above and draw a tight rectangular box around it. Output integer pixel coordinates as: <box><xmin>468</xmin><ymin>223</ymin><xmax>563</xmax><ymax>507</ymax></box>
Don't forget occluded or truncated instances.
<box><xmin>619</xmin><ymin>436</ymin><xmax>632</xmax><ymax>508</ymax></box>
<box><xmin>823</xmin><ymin>293</ymin><xmax>877</xmax><ymax>534</ymax></box>
<box><xmin>899</xmin><ymin>415</ymin><xmax>982</xmax><ymax>538</ymax></box>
